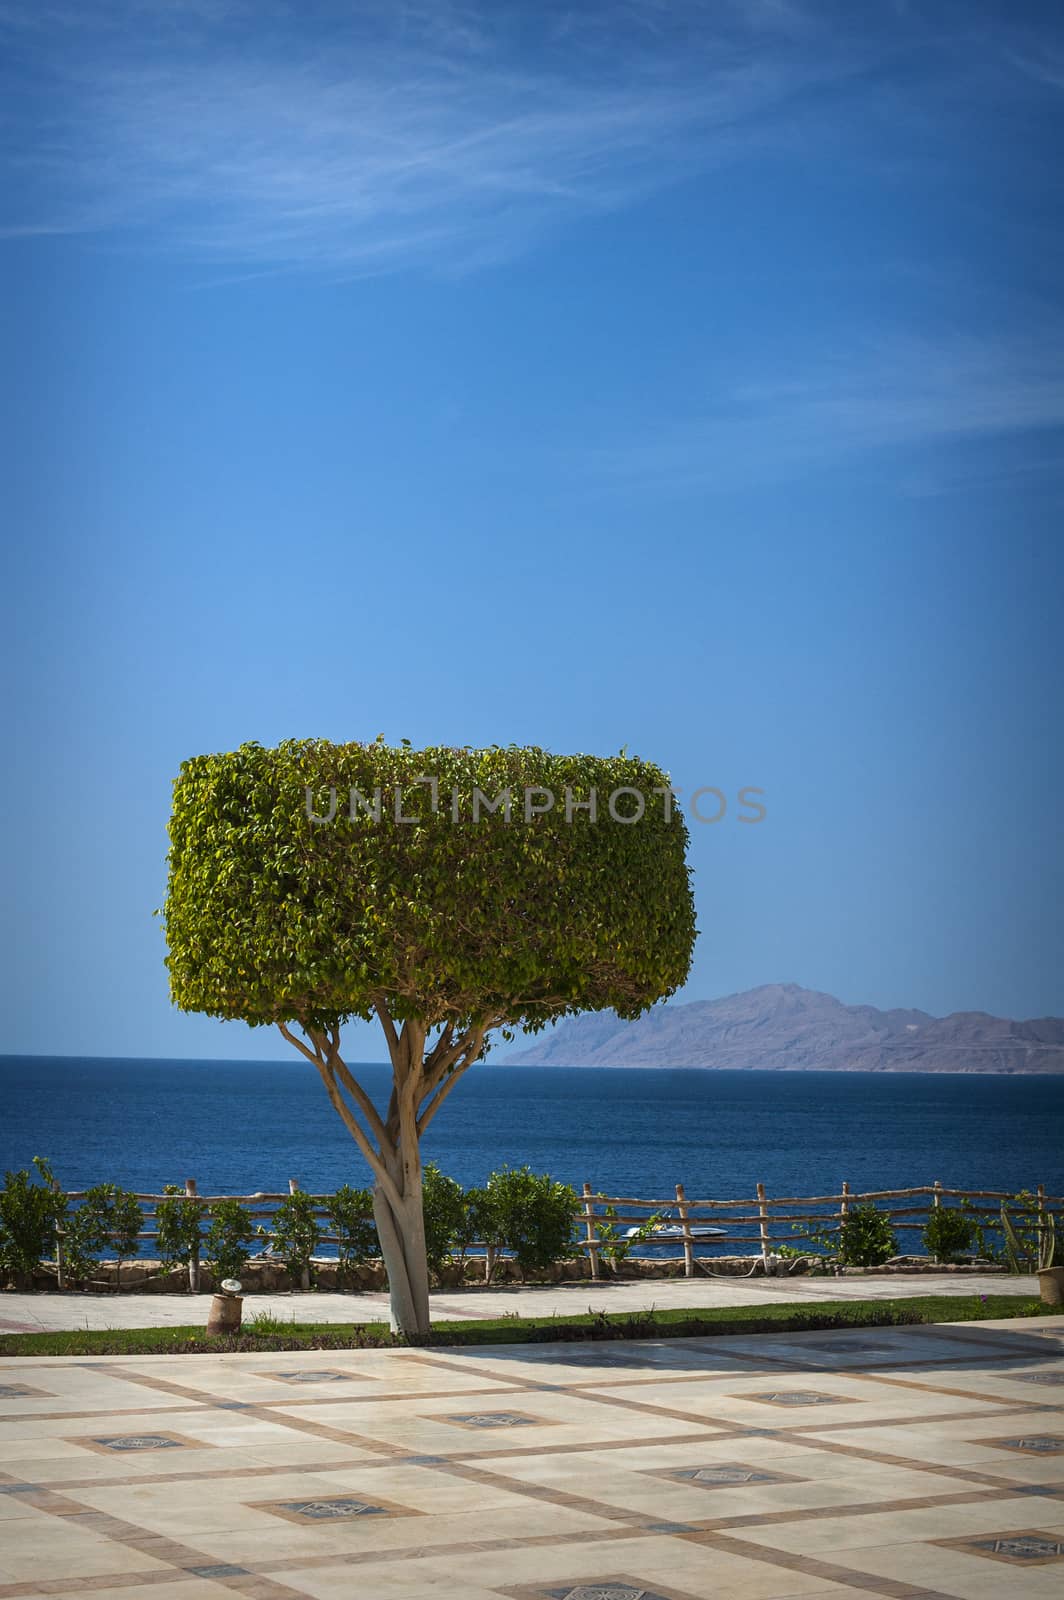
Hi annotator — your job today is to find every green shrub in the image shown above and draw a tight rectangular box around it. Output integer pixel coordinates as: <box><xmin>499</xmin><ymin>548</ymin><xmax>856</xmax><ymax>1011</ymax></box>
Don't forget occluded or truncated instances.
<box><xmin>155</xmin><ymin>1186</ymin><xmax>204</xmax><ymax>1273</ymax></box>
<box><xmin>837</xmin><ymin>1204</ymin><xmax>897</xmax><ymax>1268</ymax></box>
<box><xmin>68</xmin><ymin>1184</ymin><xmax>144</xmax><ymax>1291</ymax></box>
<box><xmin>479</xmin><ymin>1167</ymin><xmax>580</xmax><ymax>1277</ymax></box>
<box><xmin>595</xmin><ymin>1200</ymin><xmax>664</xmax><ymax>1270</ymax></box>
<box><xmin>923</xmin><ymin>1206</ymin><xmax>975</xmax><ymax>1264</ymax></box>
<box><xmin>203</xmin><ymin>1198</ymin><xmax>255</xmax><ymax>1283</ymax></box>
<box><xmin>326</xmin><ymin>1185</ymin><xmax>377</xmax><ymax>1285</ymax></box>
<box><xmin>421</xmin><ymin>1164</ymin><xmax>474</xmax><ymax>1273</ymax></box>
<box><xmin>0</xmin><ymin>1158</ymin><xmax>65</xmax><ymax>1287</ymax></box>
<box><xmin>269</xmin><ymin>1191</ymin><xmax>322</xmax><ymax>1284</ymax></box>
<box><xmin>999</xmin><ymin>1192</ymin><xmax>1058</xmax><ymax>1273</ymax></box>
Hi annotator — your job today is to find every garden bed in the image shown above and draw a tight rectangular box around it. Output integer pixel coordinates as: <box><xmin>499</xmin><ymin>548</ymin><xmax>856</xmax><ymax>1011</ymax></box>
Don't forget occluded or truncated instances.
<box><xmin>6</xmin><ymin>1252</ymin><xmax>1011</xmax><ymax>1295</ymax></box>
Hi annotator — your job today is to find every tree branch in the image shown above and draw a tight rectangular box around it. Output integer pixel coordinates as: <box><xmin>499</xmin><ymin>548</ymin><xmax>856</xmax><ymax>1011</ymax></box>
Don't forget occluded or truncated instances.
<box><xmin>312</xmin><ymin>1059</ymin><xmax>404</xmax><ymax>1215</ymax></box>
<box><xmin>373</xmin><ymin>994</ymin><xmax>401</xmax><ymax>1066</ymax></box>
<box><xmin>325</xmin><ymin>1044</ymin><xmax>389</xmax><ymax>1152</ymax></box>
<box><xmin>417</xmin><ymin>1026</ymin><xmax>486</xmax><ymax>1135</ymax></box>
<box><xmin>277</xmin><ymin>1021</ymin><xmax>327</xmax><ymax>1067</ymax></box>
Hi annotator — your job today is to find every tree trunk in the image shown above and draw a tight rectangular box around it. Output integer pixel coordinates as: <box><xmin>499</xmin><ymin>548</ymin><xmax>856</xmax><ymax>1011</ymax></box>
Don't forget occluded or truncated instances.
<box><xmin>372</xmin><ymin>1142</ymin><xmax>431</xmax><ymax>1336</ymax></box>
<box><xmin>279</xmin><ymin>1011</ymin><xmax>490</xmax><ymax>1341</ymax></box>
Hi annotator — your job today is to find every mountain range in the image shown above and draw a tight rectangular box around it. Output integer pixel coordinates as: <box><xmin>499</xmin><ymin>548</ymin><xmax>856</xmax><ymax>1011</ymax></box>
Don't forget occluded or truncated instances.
<box><xmin>502</xmin><ymin>984</ymin><xmax>1064</xmax><ymax>1074</ymax></box>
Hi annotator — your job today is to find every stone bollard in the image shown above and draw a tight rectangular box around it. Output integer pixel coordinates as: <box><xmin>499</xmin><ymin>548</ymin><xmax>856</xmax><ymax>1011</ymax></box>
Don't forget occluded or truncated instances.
<box><xmin>206</xmin><ymin>1279</ymin><xmax>244</xmax><ymax>1337</ymax></box>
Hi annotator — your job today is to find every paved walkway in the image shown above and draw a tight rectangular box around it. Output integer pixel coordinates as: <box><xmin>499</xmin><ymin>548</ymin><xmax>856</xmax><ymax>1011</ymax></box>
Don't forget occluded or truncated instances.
<box><xmin>1</xmin><ymin>1314</ymin><xmax>1062</xmax><ymax>1600</ymax></box>
<box><xmin>0</xmin><ymin>1273</ymin><xmax>1037</xmax><ymax>1334</ymax></box>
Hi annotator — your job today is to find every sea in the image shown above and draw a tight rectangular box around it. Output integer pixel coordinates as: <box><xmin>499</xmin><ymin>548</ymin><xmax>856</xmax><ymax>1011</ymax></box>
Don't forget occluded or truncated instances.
<box><xmin>2</xmin><ymin>1056</ymin><xmax>1061</xmax><ymax>1258</ymax></box>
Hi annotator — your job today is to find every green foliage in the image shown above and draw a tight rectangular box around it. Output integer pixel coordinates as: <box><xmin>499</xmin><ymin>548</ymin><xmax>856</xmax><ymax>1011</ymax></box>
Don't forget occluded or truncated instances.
<box><xmin>595</xmin><ymin>1201</ymin><xmax>664</xmax><ymax>1268</ymax></box>
<box><xmin>957</xmin><ymin>1197</ymin><xmax>997</xmax><ymax>1262</ymax></box>
<box><xmin>998</xmin><ymin>1192</ymin><xmax>1057</xmax><ymax>1273</ymax></box>
<box><xmin>421</xmin><ymin>1163</ymin><xmax>473</xmax><ymax>1273</ymax></box>
<box><xmin>203</xmin><ymin>1198</ymin><xmax>255</xmax><ymax>1282</ymax></box>
<box><xmin>155</xmin><ymin>1186</ymin><xmax>203</xmax><ymax>1269</ymax></box>
<box><xmin>922</xmin><ymin>1205</ymin><xmax>976</xmax><ymax>1264</ymax></box>
<box><xmin>836</xmin><ymin>1204</ymin><xmax>898</xmax><ymax>1268</ymax></box>
<box><xmin>326</xmin><ymin>1185</ymin><xmax>377</xmax><ymax>1284</ymax></box>
<box><xmin>269</xmin><ymin>1191</ymin><xmax>322</xmax><ymax>1283</ymax></box>
<box><xmin>477</xmin><ymin>1167</ymin><xmax>580</xmax><ymax>1276</ymax></box>
<box><xmin>0</xmin><ymin>1158</ymin><xmax>65</xmax><ymax>1286</ymax></box>
<box><xmin>68</xmin><ymin>1185</ymin><xmax>144</xmax><ymax>1290</ymax></box>
<box><xmin>163</xmin><ymin>740</ymin><xmax>695</xmax><ymax>1033</ymax></box>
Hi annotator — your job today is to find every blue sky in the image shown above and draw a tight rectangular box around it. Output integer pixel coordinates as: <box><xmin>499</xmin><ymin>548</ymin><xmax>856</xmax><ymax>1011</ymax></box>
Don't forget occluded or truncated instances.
<box><xmin>1</xmin><ymin>0</ymin><xmax>1062</xmax><ymax>1061</ymax></box>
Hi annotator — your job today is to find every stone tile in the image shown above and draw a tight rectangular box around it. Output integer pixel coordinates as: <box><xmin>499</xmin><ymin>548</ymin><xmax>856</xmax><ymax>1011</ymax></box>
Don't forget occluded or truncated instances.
<box><xmin>734</xmin><ymin>1392</ymin><xmax>847</xmax><ymax>1409</ymax></box>
<box><xmin>809</xmin><ymin>1532</ymin><xmax>1064</xmax><ymax>1600</ymax></box>
<box><xmin>440</xmin><ymin>1410</ymin><xmax>546</xmax><ymax>1430</ymax></box>
<box><xmin>260</xmin><ymin>1369</ymin><xmax>359</xmax><ymax>1385</ymax></box>
<box><xmin>21</xmin><ymin>1583</ymin><xmax>238</xmax><ymax>1600</ymax></box>
<box><xmin>935</xmin><ymin>1527</ymin><xmax>1064</xmax><ymax>1564</ymax></box>
<box><xmin>253</xmin><ymin>1492</ymin><xmax>417</xmax><ymax>1524</ymax></box>
<box><xmin>979</xmin><ymin>1433</ymin><xmax>1064</xmax><ymax>1455</ymax></box>
<box><xmin>72</xmin><ymin>1433</ymin><xmax>204</xmax><ymax>1456</ymax></box>
<box><xmin>648</xmin><ymin>1462</ymin><xmax>804</xmax><ymax>1488</ymax></box>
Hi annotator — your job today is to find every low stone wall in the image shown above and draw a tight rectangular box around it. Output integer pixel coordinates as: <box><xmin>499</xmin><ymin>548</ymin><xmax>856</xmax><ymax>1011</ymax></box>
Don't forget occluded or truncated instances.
<box><xmin>9</xmin><ymin>1253</ymin><xmax>1009</xmax><ymax>1295</ymax></box>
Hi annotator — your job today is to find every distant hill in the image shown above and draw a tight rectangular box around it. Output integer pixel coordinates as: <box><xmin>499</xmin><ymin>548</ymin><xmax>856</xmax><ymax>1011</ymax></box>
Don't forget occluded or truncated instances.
<box><xmin>502</xmin><ymin>983</ymin><xmax>1064</xmax><ymax>1074</ymax></box>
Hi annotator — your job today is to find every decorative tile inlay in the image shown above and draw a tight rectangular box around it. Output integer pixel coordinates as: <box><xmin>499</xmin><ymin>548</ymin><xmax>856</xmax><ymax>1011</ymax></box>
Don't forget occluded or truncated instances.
<box><xmin>265</xmin><ymin>1369</ymin><xmax>352</xmax><ymax>1384</ymax></box>
<box><xmin>282</xmin><ymin>1498</ymin><xmax>387</xmax><ymax>1518</ymax></box>
<box><xmin>545</xmin><ymin>1587</ymin><xmax>673</xmax><ymax>1600</ymax></box>
<box><xmin>443</xmin><ymin>1410</ymin><xmax>541</xmax><ymax>1429</ymax></box>
<box><xmin>90</xmin><ymin>1434</ymin><xmax>187</xmax><ymax>1451</ymax></box>
<box><xmin>982</xmin><ymin>1435</ymin><xmax>1064</xmax><ymax>1454</ymax></box>
<box><xmin>1010</xmin><ymin>1371</ymin><xmax>1064</xmax><ymax>1386</ymax></box>
<box><xmin>72</xmin><ymin>1430</ymin><xmax>206</xmax><ymax>1457</ymax></box>
<box><xmin>740</xmin><ymin>1390</ymin><xmax>845</xmax><ymax>1407</ymax></box>
<box><xmin>0</xmin><ymin>1383</ymin><xmax>52</xmax><ymax>1399</ymax></box>
<box><xmin>504</xmin><ymin>1575</ymin><xmax>695</xmax><ymax>1600</ymax></box>
<box><xmin>184</xmin><ymin>1564</ymin><xmax>250</xmax><ymax>1578</ymax></box>
<box><xmin>938</xmin><ymin>1530</ymin><xmax>1064</xmax><ymax>1565</ymax></box>
<box><xmin>656</xmin><ymin>1462</ymin><xmax>799</xmax><ymax>1487</ymax></box>
<box><xmin>255</xmin><ymin>1493</ymin><xmax>416</xmax><ymax>1524</ymax></box>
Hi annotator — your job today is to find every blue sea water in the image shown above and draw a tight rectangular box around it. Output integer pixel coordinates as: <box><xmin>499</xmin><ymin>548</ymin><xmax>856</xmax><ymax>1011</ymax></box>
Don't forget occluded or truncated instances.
<box><xmin>2</xmin><ymin>1057</ymin><xmax>1060</xmax><ymax>1255</ymax></box>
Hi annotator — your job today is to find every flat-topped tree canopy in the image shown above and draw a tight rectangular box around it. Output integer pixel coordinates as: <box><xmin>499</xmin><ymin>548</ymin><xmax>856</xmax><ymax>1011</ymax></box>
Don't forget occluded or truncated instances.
<box><xmin>164</xmin><ymin>739</ymin><xmax>696</xmax><ymax>1034</ymax></box>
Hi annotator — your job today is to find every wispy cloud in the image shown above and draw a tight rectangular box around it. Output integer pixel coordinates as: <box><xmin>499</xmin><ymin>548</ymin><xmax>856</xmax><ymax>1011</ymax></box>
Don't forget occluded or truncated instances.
<box><xmin>0</xmin><ymin>1</ymin><xmax>928</xmax><ymax>273</ymax></box>
<box><xmin>581</xmin><ymin>330</ymin><xmax>1064</xmax><ymax>492</ymax></box>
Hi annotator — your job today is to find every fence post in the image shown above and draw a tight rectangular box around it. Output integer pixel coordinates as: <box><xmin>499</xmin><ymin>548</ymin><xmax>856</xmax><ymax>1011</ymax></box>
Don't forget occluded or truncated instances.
<box><xmin>48</xmin><ymin>1170</ymin><xmax>67</xmax><ymax>1290</ymax></box>
<box><xmin>582</xmin><ymin>1184</ymin><xmax>601</xmax><ymax>1281</ymax></box>
<box><xmin>289</xmin><ymin>1178</ymin><xmax>310</xmax><ymax>1289</ymax></box>
<box><xmin>933</xmin><ymin>1179</ymin><xmax>942</xmax><ymax>1210</ymax></box>
<box><xmin>756</xmin><ymin>1182</ymin><xmax>771</xmax><ymax>1272</ymax></box>
<box><xmin>676</xmin><ymin>1183</ymin><xmax>694</xmax><ymax>1278</ymax></box>
<box><xmin>837</xmin><ymin>1180</ymin><xmax>850</xmax><ymax>1273</ymax></box>
<box><xmin>184</xmin><ymin>1178</ymin><xmax>201</xmax><ymax>1292</ymax></box>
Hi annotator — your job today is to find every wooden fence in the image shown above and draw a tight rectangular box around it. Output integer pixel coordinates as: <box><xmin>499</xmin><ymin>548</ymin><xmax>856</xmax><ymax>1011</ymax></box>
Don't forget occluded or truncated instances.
<box><xmin>575</xmin><ymin>1180</ymin><xmax>1061</xmax><ymax>1280</ymax></box>
<box><xmin>48</xmin><ymin>1177</ymin><xmax>1061</xmax><ymax>1290</ymax></box>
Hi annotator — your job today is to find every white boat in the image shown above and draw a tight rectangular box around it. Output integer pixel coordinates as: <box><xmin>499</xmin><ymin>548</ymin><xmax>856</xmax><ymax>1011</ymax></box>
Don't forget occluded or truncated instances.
<box><xmin>624</xmin><ymin>1219</ymin><xmax>727</xmax><ymax>1240</ymax></box>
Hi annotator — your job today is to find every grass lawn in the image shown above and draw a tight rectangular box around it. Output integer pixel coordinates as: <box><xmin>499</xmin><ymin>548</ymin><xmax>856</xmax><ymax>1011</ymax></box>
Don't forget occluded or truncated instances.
<box><xmin>0</xmin><ymin>1294</ymin><xmax>1050</xmax><ymax>1357</ymax></box>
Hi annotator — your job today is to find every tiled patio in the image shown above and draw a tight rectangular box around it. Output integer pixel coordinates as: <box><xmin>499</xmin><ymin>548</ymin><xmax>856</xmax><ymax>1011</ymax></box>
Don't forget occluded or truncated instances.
<box><xmin>1</xmin><ymin>1314</ymin><xmax>1062</xmax><ymax>1600</ymax></box>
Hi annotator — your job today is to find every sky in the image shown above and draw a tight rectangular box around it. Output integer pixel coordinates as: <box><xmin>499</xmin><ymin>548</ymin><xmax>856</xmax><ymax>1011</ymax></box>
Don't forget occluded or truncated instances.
<box><xmin>1</xmin><ymin>0</ymin><xmax>1062</xmax><ymax>1062</ymax></box>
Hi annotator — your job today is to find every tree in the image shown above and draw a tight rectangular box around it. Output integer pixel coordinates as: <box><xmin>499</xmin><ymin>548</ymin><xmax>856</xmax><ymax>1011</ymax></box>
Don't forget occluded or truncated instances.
<box><xmin>164</xmin><ymin>739</ymin><xmax>695</xmax><ymax>1335</ymax></box>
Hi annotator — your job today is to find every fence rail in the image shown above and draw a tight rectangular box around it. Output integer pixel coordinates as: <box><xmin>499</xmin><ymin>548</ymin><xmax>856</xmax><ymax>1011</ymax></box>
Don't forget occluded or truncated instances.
<box><xmin>46</xmin><ymin>1175</ymin><xmax>1061</xmax><ymax>1289</ymax></box>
